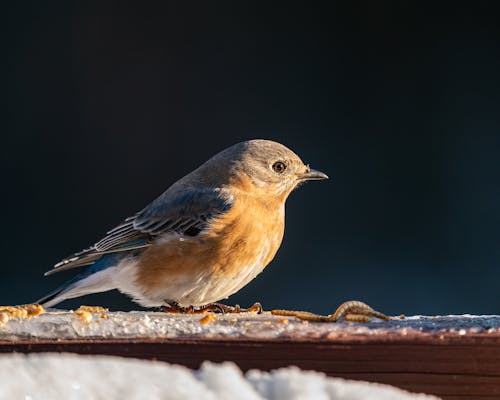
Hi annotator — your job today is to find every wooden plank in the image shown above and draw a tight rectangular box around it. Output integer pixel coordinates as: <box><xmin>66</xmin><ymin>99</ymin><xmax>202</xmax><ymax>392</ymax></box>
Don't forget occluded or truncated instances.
<box><xmin>1</xmin><ymin>311</ymin><xmax>499</xmax><ymax>399</ymax></box>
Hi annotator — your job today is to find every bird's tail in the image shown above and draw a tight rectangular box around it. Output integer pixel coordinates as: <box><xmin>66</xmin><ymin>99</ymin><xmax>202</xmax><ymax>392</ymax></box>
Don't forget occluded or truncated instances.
<box><xmin>36</xmin><ymin>278</ymin><xmax>81</xmax><ymax>308</ymax></box>
<box><xmin>44</xmin><ymin>240</ymin><xmax>149</xmax><ymax>277</ymax></box>
<box><xmin>37</xmin><ymin>254</ymin><xmax>123</xmax><ymax>308</ymax></box>
<box><xmin>44</xmin><ymin>246</ymin><xmax>107</xmax><ymax>276</ymax></box>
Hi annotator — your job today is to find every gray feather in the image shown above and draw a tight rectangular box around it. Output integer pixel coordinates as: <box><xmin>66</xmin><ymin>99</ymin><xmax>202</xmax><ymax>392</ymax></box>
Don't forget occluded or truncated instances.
<box><xmin>45</xmin><ymin>188</ymin><xmax>233</xmax><ymax>275</ymax></box>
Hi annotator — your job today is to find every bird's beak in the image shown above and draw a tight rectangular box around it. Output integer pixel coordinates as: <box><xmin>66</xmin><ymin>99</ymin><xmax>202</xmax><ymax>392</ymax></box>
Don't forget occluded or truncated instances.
<box><xmin>299</xmin><ymin>168</ymin><xmax>329</xmax><ymax>181</ymax></box>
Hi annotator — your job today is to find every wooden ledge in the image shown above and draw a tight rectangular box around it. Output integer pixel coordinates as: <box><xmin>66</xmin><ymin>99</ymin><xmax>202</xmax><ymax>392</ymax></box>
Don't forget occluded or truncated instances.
<box><xmin>1</xmin><ymin>311</ymin><xmax>499</xmax><ymax>399</ymax></box>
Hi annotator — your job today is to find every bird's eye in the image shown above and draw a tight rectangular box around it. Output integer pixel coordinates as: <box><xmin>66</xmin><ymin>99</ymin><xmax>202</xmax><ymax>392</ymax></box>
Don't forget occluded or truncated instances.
<box><xmin>272</xmin><ymin>161</ymin><xmax>287</xmax><ymax>174</ymax></box>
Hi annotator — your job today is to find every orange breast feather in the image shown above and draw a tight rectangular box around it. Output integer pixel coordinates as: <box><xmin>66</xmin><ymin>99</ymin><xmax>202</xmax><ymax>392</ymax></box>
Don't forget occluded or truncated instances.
<box><xmin>135</xmin><ymin>190</ymin><xmax>285</xmax><ymax>292</ymax></box>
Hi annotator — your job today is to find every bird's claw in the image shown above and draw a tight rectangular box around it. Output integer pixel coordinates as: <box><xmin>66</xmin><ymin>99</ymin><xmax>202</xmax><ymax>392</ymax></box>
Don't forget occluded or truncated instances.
<box><xmin>161</xmin><ymin>301</ymin><xmax>263</xmax><ymax>315</ymax></box>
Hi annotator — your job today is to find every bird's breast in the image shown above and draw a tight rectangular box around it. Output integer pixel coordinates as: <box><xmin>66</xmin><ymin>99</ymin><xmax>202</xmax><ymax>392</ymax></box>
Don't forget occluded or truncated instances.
<box><xmin>208</xmin><ymin>194</ymin><xmax>285</xmax><ymax>275</ymax></box>
<box><xmin>133</xmin><ymin>193</ymin><xmax>285</xmax><ymax>302</ymax></box>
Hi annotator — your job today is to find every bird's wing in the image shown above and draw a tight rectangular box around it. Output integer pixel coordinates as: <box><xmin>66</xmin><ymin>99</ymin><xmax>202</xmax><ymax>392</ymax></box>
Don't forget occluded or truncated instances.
<box><xmin>45</xmin><ymin>188</ymin><xmax>234</xmax><ymax>275</ymax></box>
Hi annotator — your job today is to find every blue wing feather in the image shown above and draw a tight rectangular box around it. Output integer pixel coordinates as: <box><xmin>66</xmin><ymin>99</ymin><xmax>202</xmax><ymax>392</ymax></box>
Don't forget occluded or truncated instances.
<box><xmin>45</xmin><ymin>188</ymin><xmax>233</xmax><ymax>276</ymax></box>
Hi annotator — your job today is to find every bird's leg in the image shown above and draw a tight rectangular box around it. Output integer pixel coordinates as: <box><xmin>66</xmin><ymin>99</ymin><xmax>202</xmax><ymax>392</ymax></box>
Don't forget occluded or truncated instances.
<box><xmin>161</xmin><ymin>301</ymin><xmax>263</xmax><ymax>314</ymax></box>
<box><xmin>271</xmin><ymin>300</ymin><xmax>390</xmax><ymax>322</ymax></box>
<box><xmin>161</xmin><ymin>302</ymin><xmax>228</xmax><ymax>314</ymax></box>
<box><xmin>161</xmin><ymin>301</ymin><xmax>199</xmax><ymax>314</ymax></box>
<box><xmin>197</xmin><ymin>302</ymin><xmax>263</xmax><ymax>314</ymax></box>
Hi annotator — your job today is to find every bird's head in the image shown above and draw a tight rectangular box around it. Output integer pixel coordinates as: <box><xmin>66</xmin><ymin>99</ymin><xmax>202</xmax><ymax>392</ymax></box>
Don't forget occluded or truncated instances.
<box><xmin>210</xmin><ymin>139</ymin><xmax>328</xmax><ymax>198</ymax></box>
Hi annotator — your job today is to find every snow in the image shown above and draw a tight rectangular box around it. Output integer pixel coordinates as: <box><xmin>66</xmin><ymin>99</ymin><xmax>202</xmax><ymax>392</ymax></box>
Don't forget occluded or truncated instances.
<box><xmin>0</xmin><ymin>353</ymin><xmax>440</xmax><ymax>400</ymax></box>
<box><xmin>1</xmin><ymin>309</ymin><xmax>498</xmax><ymax>340</ymax></box>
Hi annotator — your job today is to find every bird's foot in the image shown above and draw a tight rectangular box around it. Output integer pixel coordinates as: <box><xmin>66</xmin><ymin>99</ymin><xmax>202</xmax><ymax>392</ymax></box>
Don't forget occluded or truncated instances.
<box><xmin>271</xmin><ymin>300</ymin><xmax>390</xmax><ymax>322</ymax></box>
<box><xmin>228</xmin><ymin>302</ymin><xmax>262</xmax><ymax>314</ymax></box>
<box><xmin>161</xmin><ymin>301</ymin><xmax>263</xmax><ymax>314</ymax></box>
<box><xmin>160</xmin><ymin>301</ymin><xmax>204</xmax><ymax>314</ymax></box>
<box><xmin>197</xmin><ymin>302</ymin><xmax>263</xmax><ymax>314</ymax></box>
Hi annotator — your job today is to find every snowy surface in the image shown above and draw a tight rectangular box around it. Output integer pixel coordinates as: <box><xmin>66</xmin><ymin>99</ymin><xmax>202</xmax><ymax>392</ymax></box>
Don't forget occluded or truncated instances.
<box><xmin>0</xmin><ymin>353</ymin><xmax>440</xmax><ymax>400</ymax></box>
<box><xmin>1</xmin><ymin>309</ymin><xmax>499</xmax><ymax>340</ymax></box>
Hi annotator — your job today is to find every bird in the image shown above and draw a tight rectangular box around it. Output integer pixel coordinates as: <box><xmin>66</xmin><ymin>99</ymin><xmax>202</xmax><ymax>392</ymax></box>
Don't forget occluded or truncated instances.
<box><xmin>37</xmin><ymin>139</ymin><xmax>328</xmax><ymax>310</ymax></box>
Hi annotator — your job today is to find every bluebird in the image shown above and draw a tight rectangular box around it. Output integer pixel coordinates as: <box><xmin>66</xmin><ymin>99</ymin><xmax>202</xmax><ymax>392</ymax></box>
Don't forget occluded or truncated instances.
<box><xmin>37</xmin><ymin>139</ymin><xmax>328</xmax><ymax>311</ymax></box>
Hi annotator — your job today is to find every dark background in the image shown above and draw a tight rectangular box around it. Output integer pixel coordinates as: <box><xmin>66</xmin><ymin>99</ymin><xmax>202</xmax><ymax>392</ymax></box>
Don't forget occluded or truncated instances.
<box><xmin>4</xmin><ymin>2</ymin><xmax>500</xmax><ymax>315</ymax></box>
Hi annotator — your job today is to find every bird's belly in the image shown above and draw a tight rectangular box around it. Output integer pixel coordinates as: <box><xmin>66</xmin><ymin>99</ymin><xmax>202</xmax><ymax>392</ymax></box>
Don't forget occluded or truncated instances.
<box><xmin>132</xmin><ymin>201</ymin><xmax>285</xmax><ymax>307</ymax></box>
<box><xmin>175</xmin><ymin>240</ymin><xmax>274</xmax><ymax>306</ymax></box>
<box><xmin>138</xmin><ymin>236</ymin><xmax>275</xmax><ymax>307</ymax></box>
<box><xmin>131</xmin><ymin>228</ymin><xmax>281</xmax><ymax>306</ymax></box>
<box><xmin>174</xmin><ymin>262</ymin><xmax>265</xmax><ymax>306</ymax></box>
